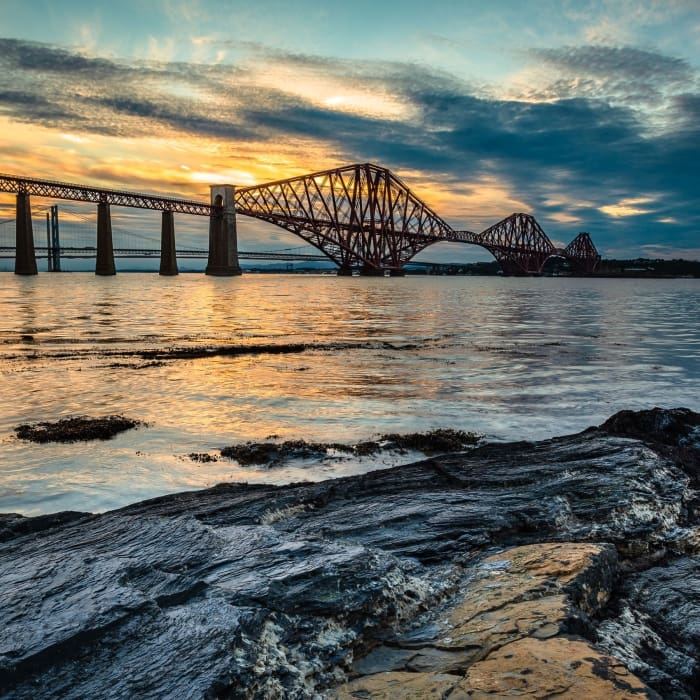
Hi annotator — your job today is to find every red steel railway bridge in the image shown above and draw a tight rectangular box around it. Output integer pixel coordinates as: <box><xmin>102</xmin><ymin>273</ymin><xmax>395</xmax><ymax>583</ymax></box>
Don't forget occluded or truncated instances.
<box><xmin>0</xmin><ymin>163</ymin><xmax>600</xmax><ymax>277</ymax></box>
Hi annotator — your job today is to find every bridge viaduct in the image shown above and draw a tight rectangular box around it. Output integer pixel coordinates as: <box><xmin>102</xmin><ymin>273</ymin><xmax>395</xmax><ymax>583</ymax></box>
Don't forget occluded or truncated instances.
<box><xmin>0</xmin><ymin>163</ymin><xmax>600</xmax><ymax>277</ymax></box>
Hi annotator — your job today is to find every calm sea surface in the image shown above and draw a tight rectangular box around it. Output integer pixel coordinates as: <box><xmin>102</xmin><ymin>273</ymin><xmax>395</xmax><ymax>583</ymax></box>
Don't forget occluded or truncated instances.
<box><xmin>1</xmin><ymin>273</ymin><xmax>698</xmax><ymax>516</ymax></box>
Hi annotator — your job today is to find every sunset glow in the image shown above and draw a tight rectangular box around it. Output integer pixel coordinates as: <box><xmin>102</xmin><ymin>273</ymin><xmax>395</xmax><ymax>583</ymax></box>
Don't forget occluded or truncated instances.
<box><xmin>0</xmin><ymin>0</ymin><xmax>698</xmax><ymax>259</ymax></box>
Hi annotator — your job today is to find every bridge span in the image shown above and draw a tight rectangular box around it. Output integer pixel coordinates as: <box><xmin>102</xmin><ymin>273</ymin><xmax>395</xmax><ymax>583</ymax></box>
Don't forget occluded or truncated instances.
<box><xmin>0</xmin><ymin>164</ymin><xmax>600</xmax><ymax>277</ymax></box>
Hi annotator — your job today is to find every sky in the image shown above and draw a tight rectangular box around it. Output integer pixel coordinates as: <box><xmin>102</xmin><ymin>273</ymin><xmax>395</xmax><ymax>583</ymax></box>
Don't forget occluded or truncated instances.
<box><xmin>0</xmin><ymin>0</ymin><xmax>699</xmax><ymax>262</ymax></box>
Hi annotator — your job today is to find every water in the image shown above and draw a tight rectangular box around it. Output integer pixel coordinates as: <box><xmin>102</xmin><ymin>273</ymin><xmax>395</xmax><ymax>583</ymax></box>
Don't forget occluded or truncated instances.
<box><xmin>1</xmin><ymin>273</ymin><xmax>698</xmax><ymax>516</ymax></box>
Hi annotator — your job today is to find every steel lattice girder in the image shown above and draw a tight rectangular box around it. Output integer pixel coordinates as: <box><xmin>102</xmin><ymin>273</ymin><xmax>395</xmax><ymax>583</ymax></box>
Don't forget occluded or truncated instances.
<box><xmin>235</xmin><ymin>163</ymin><xmax>453</xmax><ymax>270</ymax></box>
<box><xmin>476</xmin><ymin>213</ymin><xmax>556</xmax><ymax>274</ymax></box>
<box><xmin>2</xmin><ymin>165</ymin><xmax>603</xmax><ymax>275</ymax></box>
<box><xmin>563</xmin><ymin>232</ymin><xmax>601</xmax><ymax>272</ymax></box>
<box><xmin>0</xmin><ymin>174</ymin><xmax>213</xmax><ymax>216</ymax></box>
<box><xmin>564</xmin><ymin>232</ymin><xmax>597</xmax><ymax>258</ymax></box>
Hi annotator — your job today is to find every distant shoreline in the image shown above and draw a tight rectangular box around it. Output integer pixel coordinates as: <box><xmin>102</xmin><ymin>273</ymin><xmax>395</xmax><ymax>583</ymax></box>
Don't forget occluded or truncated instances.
<box><xmin>2</xmin><ymin>257</ymin><xmax>698</xmax><ymax>277</ymax></box>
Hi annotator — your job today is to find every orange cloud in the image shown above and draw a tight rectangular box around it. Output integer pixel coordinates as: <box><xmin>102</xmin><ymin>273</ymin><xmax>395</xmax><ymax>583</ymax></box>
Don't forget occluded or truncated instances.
<box><xmin>599</xmin><ymin>196</ymin><xmax>656</xmax><ymax>218</ymax></box>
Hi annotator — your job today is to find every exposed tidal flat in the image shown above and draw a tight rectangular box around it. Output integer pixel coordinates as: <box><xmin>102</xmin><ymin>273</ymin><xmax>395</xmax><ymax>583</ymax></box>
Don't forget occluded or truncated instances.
<box><xmin>1</xmin><ymin>273</ymin><xmax>700</xmax><ymax>697</ymax></box>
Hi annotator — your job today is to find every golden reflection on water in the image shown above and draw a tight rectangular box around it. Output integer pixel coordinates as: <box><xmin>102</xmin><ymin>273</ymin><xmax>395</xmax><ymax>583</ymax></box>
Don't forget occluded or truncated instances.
<box><xmin>0</xmin><ymin>273</ymin><xmax>699</xmax><ymax>515</ymax></box>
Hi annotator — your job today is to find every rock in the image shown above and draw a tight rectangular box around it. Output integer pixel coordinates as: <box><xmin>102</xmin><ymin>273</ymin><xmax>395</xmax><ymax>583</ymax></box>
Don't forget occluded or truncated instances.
<box><xmin>461</xmin><ymin>637</ymin><xmax>659</xmax><ymax>699</ymax></box>
<box><xmin>337</xmin><ymin>641</ymin><xmax>659</xmax><ymax>699</ymax></box>
<box><xmin>0</xmin><ymin>408</ymin><xmax>698</xmax><ymax>698</ymax></box>
<box><xmin>599</xmin><ymin>406</ymin><xmax>700</xmax><ymax>447</ymax></box>
<box><xmin>333</xmin><ymin>543</ymin><xmax>657</xmax><ymax>698</ymax></box>
<box><xmin>219</xmin><ymin>429</ymin><xmax>480</xmax><ymax>467</ymax></box>
<box><xmin>596</xmin><ymin>556</ymin><xmax>700</xmax><ymax>699</ymax></box>
<box><xmin>600</xmin><ymin>406</ymin><xmax>700</xmax><ymax>499</ymax></box>
<box><xmin>0</xmin><ymin>511</ymin><xmax>89</xmax><ymax>543</ymax></box>
<box><xmin>333</xmin><ymin>671</ymin><xmax>460</xmax><ymax>699</ymax></box>
<box><xmin>117</xmin><ymin>428</ymin><xmax>693</xmax><ymax>563</ymax></box>
<box><xmin>14</xmin><ymin>415</ymin><xmax>144</xmax><ymax>443</ymax></box>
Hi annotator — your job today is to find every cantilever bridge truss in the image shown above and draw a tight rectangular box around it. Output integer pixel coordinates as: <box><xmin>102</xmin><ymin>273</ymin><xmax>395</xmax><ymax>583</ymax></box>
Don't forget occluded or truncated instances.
<box><xmin>236</xmin><ymin>163</ymin><xmax>454</xmax><ymax>274</ymax></box>
<box><xmin>236</xmin><ymin>163</ymin><xmax>600</xmax><ymax>274</ymax></box>
<box><xmin>0</xmin><ymin>164</ymin><xmax>601</xmax><ymax>275</ymax></box>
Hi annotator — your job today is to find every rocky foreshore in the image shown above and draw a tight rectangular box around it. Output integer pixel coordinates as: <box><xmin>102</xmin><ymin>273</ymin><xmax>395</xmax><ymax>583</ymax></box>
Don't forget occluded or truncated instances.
<box><xmin>1</xmin><ymin>408</ymin><xmax>699</xmax><ymax>699</ymax></box>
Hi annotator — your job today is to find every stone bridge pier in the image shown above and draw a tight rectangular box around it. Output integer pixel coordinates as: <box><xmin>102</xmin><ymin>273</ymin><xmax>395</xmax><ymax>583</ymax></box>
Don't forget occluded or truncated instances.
<box><xmin>96</xmin><ymin>201</ymin><xmax>116</xmax><ymax>275</ymax></box>
<box><xmin>14</xmin><ymin>192</ymin><xmax>37</xmax><ymax>275</ymax></box>
<box><xmin>159</xmin><ymin>211</ymin><xmax>178</xmax><ymax>276</ymax></box>
<box><xmin>206</xmin><ymin>185</ymin><xmax>241</xmax><ymax>276</ymax></box>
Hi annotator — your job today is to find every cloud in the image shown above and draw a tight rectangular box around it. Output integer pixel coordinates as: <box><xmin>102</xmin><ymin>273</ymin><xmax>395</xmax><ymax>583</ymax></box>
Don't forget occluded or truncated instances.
<box><xmin>640</xmin><ymin>243</ymin><xmax>700</xmax><ymax>260</ymax></box>
<box><xmin>0</xmin><ymin>36</ymin><xmax>698</xmax><ymax>258</ymax></box>
<box><xmin>521</xmin><ymin>45</ymin><xmax>697</xmax><ymax>112</ymax></box>
<box><xmin>531</xmin><ymin>45</ymin><xmax>692</xmax><ymax>84</ymax></box>
<box><xmin>673</xmin><ymin>92</ymin><xmax>700</xmax><ymax>125</ymax></box>
<box><xmin>599</xmin><ymin>197</ymin><xmax>656</xmax><ymax>217</ymax></box>
<box><xmin>0</xmin><ymin>37</ymin><xmax>127</xmax><ymax>77</ymax></box>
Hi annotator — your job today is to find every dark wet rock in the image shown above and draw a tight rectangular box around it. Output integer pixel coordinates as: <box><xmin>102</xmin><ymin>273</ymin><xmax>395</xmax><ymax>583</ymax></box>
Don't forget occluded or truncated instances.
<box><xmin>599</xmin><ymin>406</ymin><xmax>700</xmax><ymax>447</ymax></box>
<box><xmin>188</xmin><ymin>452</ymin><xmax>219</xmax><ymax>463</ymax></box>
<box><xmin>0</xmin><ymin>511</ymin><xmax>90</xmax><ymax>543</ymax></box>
<box><xmin>0</xmin><ymin>408</ymin><xmax>699</xmax><ymax>698</ymax></box>
<box><xmin>1</xmin><ymin>339</ymin><xmax>448</xmax><ymax>367</ymax></box>
<box><xmin>131</xmin><ymin>340</ymin><xmax>421</xmax><ymax>363</ymax></box>
<box><xmin>14</xmin><ymin>415</ymin><xmax>144</xmax><ymax>443</ymax></box>
<box><xmin>220</xmin><ymin>429</ymin><xmax>480</xmax><ymax>466</ymax></box>
<box><xmin>596</xmin><ymin>555</ymin><xmax>700</xmax><ymax>700</ymax></box>
<box><xmin>136</xmin><ymin>341</ymin><xmax>311</xmax><ymax>361</ymax></box>
<box><xmin>600</xmin><ymin>406</ymin><xmax>700</xmax><ymax>525</ymax></box>
<box><xmin>107</xmin><ymin>361</ymin><xmax>167</xmax><ymax>369</ymax></box>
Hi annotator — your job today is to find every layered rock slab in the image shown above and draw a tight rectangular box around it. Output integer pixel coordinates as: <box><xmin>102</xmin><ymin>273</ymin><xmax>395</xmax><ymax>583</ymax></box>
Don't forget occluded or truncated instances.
<box><xmin>1</xmin><ymin>408</ymin><xmax>699</xmax><ymax>698</ymax></box>
<box><xmin>334</xmin><ymin>542</ymin><xmax>658</xmax><ymax>699</ymax></box>
<box><xmin>596</xmin><ymin>554</ymin><xmax>700</xmax><ymax>699</ymax></box>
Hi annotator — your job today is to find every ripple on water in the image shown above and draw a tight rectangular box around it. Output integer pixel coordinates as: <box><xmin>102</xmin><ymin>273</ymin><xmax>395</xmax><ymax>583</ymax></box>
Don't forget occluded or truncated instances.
<box><xmin>0</xmin><ymin>274</ymin><xmax>698</xmax><ymax>515</ymax></box>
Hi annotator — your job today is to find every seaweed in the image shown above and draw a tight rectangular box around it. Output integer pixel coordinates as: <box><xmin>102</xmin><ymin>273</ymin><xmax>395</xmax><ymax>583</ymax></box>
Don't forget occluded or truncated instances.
<box><xmin>220</xmin><ymin>428</ymin><xmax>481</xmax><ymax>466</ymax></box>
<box><xmin>15</xmin><ymin>415</ymin><xmax>144</xmax><ymax>443</ymax></box>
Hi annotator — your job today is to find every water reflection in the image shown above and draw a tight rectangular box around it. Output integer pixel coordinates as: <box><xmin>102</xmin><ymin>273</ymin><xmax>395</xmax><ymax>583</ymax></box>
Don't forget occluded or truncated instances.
<box><xmin>0</xmin><ymin>274</ymin><xmax>698</xmax><ymax>515</ymax></box>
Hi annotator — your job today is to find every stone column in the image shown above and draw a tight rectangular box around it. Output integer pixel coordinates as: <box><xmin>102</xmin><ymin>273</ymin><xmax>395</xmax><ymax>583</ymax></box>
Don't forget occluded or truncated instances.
<box><xmin>96</xmin><ymin>201</ymin><xmax>116</xmax><ymax>275</ymax></box>
<box><xmin>15</xmin><ymin>192</ymin><xmax>38</xmax><ymax>275</ymax></box>
<box><xmin>159</xmin><ymin>210</ymin><xmax>178</xmax><ymax>275</ymax></box>
<box><xmin>206</xmin><ymin>185</ymin><xmax>241</xmax><ymax>276</ymax></box>
<box><xmin>50</xmin><ymin>205</ymin><xmax>61</xmax><ymax>272</ymax></box>
<box><xmin>46</xmin><ymin>212</ymin><xmax>53</xmax><ymax>272</ymax></box>
<box><xmin>359</xmin><ymin>266</ymin><xmax>385</xmax><ymax>276</ymax></box>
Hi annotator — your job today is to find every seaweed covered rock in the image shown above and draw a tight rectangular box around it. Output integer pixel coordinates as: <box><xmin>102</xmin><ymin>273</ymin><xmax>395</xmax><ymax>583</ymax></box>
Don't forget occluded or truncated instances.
<box><xmin>219</xmin><ymin>428</ymin><xmax>480</xmax><ymax>466</ymax></box>
<box><xmin>14</xmin><ymin>415</ymin><xmax>144</xmax><ymax>443</ymax></box>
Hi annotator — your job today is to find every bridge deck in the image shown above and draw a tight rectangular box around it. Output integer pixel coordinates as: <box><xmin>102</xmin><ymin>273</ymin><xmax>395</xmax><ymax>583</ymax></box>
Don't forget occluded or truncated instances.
<box><xmin>1</xmin><ymin>166</ymin><xmax>601</xmax><ymax>274</ymax></box>
<box><xmin>0</xmin><ymin>174</ymin><xmax>213</xmax><ymax>216</ymax></box>
<box><xmin>0</xmin><ymin>247</ymin><xmax>328</xmax><ymax>261</ymax></box>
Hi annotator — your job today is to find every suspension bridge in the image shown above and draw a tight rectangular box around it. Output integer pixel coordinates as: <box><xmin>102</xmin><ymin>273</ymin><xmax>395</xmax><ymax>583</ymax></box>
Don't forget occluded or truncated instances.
<box><xmin>0</xmin><ymin>164</ymin><xmax>600</xmax><ymax>277</ymax></box>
